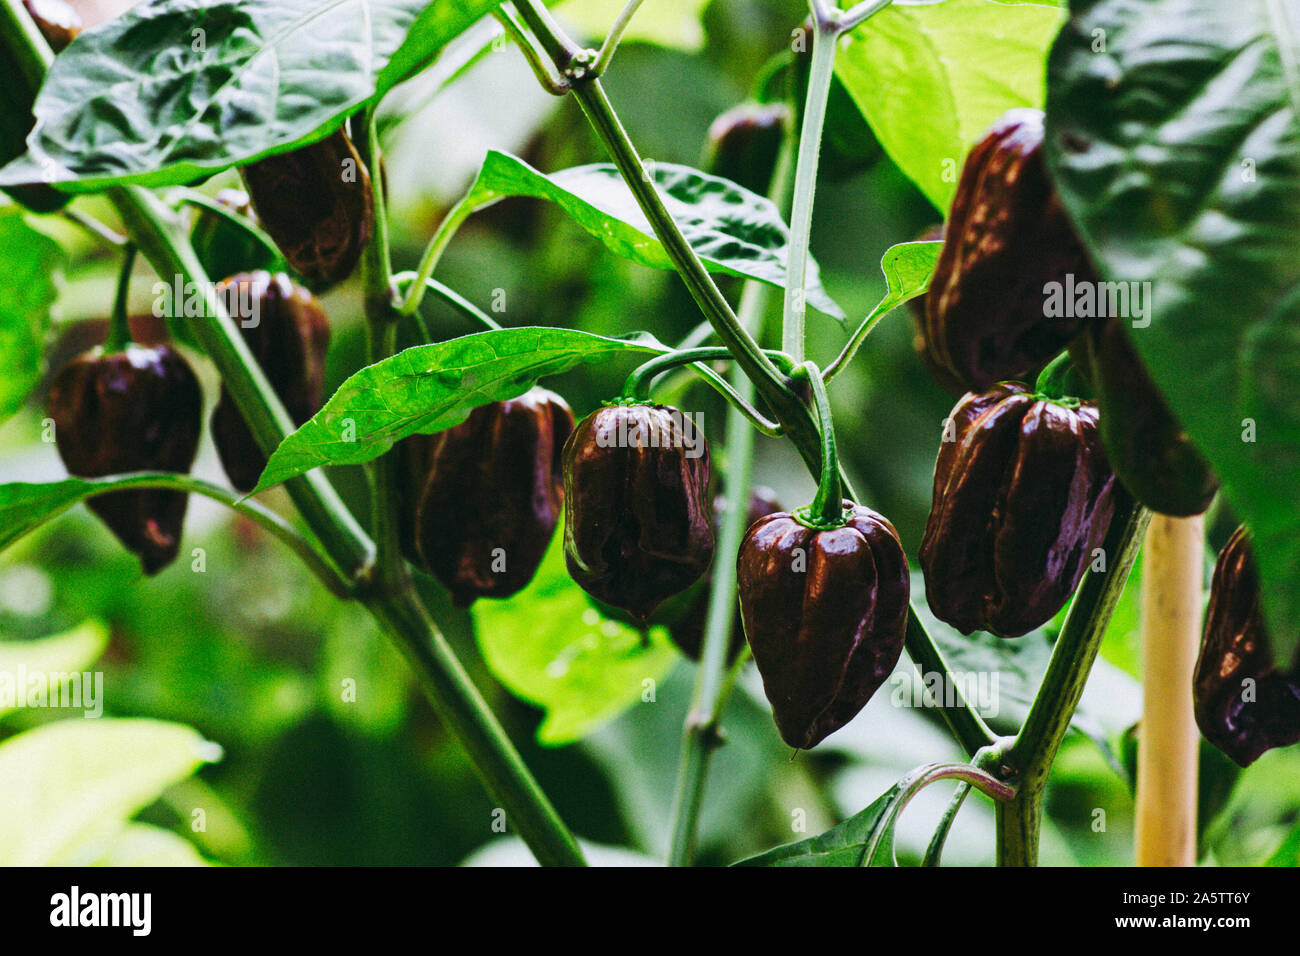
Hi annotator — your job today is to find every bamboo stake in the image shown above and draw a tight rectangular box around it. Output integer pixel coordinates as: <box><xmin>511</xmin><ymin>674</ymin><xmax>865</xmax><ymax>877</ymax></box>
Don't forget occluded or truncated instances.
<box><xmin>1135</xmin><ymin>514</ymin><xmax>1203</xmax><ymax>866</ymax></box>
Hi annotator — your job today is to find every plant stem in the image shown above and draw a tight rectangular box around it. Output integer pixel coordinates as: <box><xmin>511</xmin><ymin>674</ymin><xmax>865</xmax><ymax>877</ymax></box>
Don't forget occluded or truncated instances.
<box><xmin>367</xmin><ymin>586</ymin><xmax>586</xmax><ymax>866</ymax></box>
<box><xmin>903</xmin><ymin>607</ymin><xmax>997</xmax><ymax>756</ymax></box>
<box><xmin>799</xmin><ymin>361</ymin><xmax>843</xmax><ymax>525</ymax></box>
<box><xmin>996</xmin><ymin>491</ymin><xmax>1151</xmax><ymax>865</ymax></box>
<box><xmin>106</xmin><ymin>245</ymin><xmax>136</xmax><ymax>351</ymax></box>
<box><xmin>392</xmin><ymin>272</ymin><xmax>502</xmax><ymax>331</ymax></box>
<box><xmin>397</xmin><ymin>191</ymin><xmax>477</xmax><ymax>317</ymax></box>
<box><xmin>782</xmin><ymin>14</ymin><xmax>836</xmax><ymax>361</ymax></box>
<box><xmin>0</xmin><ymin>0</ymin><xmax>52</xmax><ymax>85</ymax></box>
<box><xmin>66</xmin><ymin>472</ymin><xmax>350</xmax><ymax>598</ymax></box>
<box><xmin>666</xmin><ymin>278</ymin><xmax>770</xmax><ymax>867</ymax></box>
<box><xmin>591</xmin><ymin>0</ymin><xmax>645</xmax><ymax>76</ymax></box>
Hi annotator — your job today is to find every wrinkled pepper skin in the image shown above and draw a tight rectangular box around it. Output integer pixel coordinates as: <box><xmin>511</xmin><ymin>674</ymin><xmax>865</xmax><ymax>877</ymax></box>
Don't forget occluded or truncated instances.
<box><xmin>190</xmin><ymin>189</ymin><xmax>277</xmax><ymax>284</ymax></box>
<box><xmin>410</xmin><ymin>388</ymin><xmax>574</xmax><ymax>607</ymax></box>
<box><xmin>703</xmin><ymin>103</ymin><xmax>788</xmax><ymax>195</ymax></box>
<box><xmin>670</xmin><ymin>486</ymin><xmax>783</xmax><ymax>662</ymax></box>
<box><xmin>210</xmin><ymin>272</ymin><xmax>330</xmax><ymax>492</ymax></box>
<box><xmin>240</xmin><ymin>127</ymin><xmax>373</xmax><ymax>288</ymax></box>
<box><xmin>563</xmin><ymin>404</ymin><xmax>714</xmax><ymax>621</ymax></box>
<box><xmin>1194</xmin><ymin>527</ymin><xmax>1300</xmax><ymax>767</ymax></box>
<box><xmin>738</xmin><ymin>502</ymin><xmax>909</xmax><ymax>749</ymax></box>
<box><xmin>906</xmin><ymin>224</ymin><xmax>967</xmax><ymax>396</ymax></box>
<box><xmin>919</xmin><ymin>383</ymin><xmax>1116</xmax><ymax>637</ymax></box>
<box><xmin>925</xmin><ymin>109</ymin><xmax>1096</xmax><ymax>391</ymax></box>
<box><xmin>1080</xmin><ymin>317</ymin><xmax>1218</xmax><ymax>516</ymax></box>
<box><xmin>48</xmin><ymin>344</ymin><xmax>202</xmax><ymax>574</ymax></box>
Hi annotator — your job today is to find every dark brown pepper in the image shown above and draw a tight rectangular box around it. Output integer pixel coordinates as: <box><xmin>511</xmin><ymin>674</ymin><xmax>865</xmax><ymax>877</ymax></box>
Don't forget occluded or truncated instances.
<box><xmin>925</xmin><ymin>109</ymin><xmax>1096</xmax><ymax>391</ymax></box>
<box><xmin>22</xmin><ymin>0</ymin><xmax>80</xmax><ymax>52</ymax></box>
<box><xmin>562</xmin><ymin>403</ymin><xmax>714</xmax><ymax>621</ymax></box>
<box><xmin>209</xmin><ymin>272</ymin><xmax>330</xmax><ymax>492</ymax></box>
<box><xmin>738</xmin><ymin>502</ymin><xmax>910</xmax><ymax>749</ymax></box>
<box><xmin>1079</xmin><ymin>317</ymin><xmax>1218</xmax><ymax>516</ymax></box>
<box><xmin>190</xmin><ymin>189</ymin><xmax>277</xmax><ymax>284</ymax></box>
<box><xmin>1194</xmin><ymin>527</ymin><xmax>1300</xmax><ymax>767</ymax></box>
<box><xmin>48</xmin><ymin>344</ymin><xmax>202</xmax><ymax>574</ymax></box>
<box><xmin>919</xmin><ymin>383</ymin><xmax>1116</xmax><ymax>637</ymax></box>
<box><xmin>408</xmin><ymin>388</ymin><xmax>574</xmax><ymax>607</ymax></box>
<box><xmin>703</xmin><ymin>103</ymin><xmax>789</xmax><ymax>195</ymax></box>
<box><xmin>240</xmin><ymin>127</ymin><xmax>373</xmax><ymax>288</ymax></box>
<box><xmin>669</xmin><ymin>486</ymin><xmax>782</xmax><ymax>662</ymax></box>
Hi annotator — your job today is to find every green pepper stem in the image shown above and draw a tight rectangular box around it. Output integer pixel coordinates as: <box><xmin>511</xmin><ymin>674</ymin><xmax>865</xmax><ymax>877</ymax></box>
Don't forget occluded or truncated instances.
<box><xmin>621</xmin><ymin>346</ymin><xmax>786</xmax><ymax>436</ymax></box>
<box><xmin>591</xmin><ymin>0</ymin><xmax>645</xmax><ymax>76</ymax></box>
<box><xmin>903</xmin><ymin>607</ymin><xmax>999</xmax><ymax>756</ymax></box>
<box><xmin>105</xmin><ymin>245</ymin><xmax>136</xmax><ymax>352</ymax></box>
<box><xmin>996</xmin><ymin>490</ymin><xmax>1150</xmax><ymax>865</ymax></box>
<box><xmin>800</xmin><ymin>361</ymin><xmax>843</xmax><ymax>525</ymax></box>
<box><xmin>397</xmin><ymin>189</ymin><xmax>477</xmax><ymax>318</ymax></box>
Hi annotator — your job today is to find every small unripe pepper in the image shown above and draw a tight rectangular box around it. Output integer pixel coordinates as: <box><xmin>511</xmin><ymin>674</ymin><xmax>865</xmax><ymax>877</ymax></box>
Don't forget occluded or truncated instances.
<box><xmin>240</xmin><ymin>127</ymin><xmax>373</xmax><ymax>288</ymax></box>
<box><xmin>925</xmin><ymin>109</ymin><xmax>1096</xmax><ymax>391</ymax></box>
<box><xmin>209</xmin><ymin>272</ymin><xmax>330</xmax><ymax>492</ymax></box>
<box><xmin>408</xmin><ymin>388</ymin><xmax>574</xmax><ymax>606</ymax></box>
<box><xmin>1076</xmin><ymin>317</ymin><xmax>1218</xmax><ymax>516</ymax></box>
<box><xmin>738</xmin><ymin>501</ymin><xmax>910</xmax><ymax>749</ymax></box>
<box><xmin>919</xmin><ymin>382</ymin><xmax>1116</xmax><ymax>637</ymax></box>
<box><xmin>670</xmin><ymin>486</ymin><xmax>782</xmax><ymax>662</ymax></box>
<box><xmin>703</xmin><ymin>103</ymin><xmax>789</xmax><ymax>195</ymax></box>
<box><xmin>48</xmin><ymin>344</ymin><xmax>202</xmax><ymax>574</ymax></box>
<box><xmin>1194</xmin><ymin>526</ymin><xmax>1300</xmax><ymax>767</ymax></box>
<box><xmin>563</xmin><ymin>403</ymin><xmax>714</xmax><ymax>621</ymax></box>
<box><xmin>190</xmin><ymin>189</ymin><xmax>277</xmax><ymax>284</ymax></box>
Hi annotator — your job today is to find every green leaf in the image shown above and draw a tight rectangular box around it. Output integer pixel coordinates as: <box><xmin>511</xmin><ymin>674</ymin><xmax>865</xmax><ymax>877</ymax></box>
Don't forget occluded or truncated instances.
<box><xmin>0</xmin><ymin>718</ymin><xmax>220</xmax><ymax>865</ymax></box>
<box><xmin>463</xmin><ymin>151</ymin><xmax>844</xmax><ymax>319</ymax></box>
<box><xmin>1045</xmin><ymin>0</ymin><xmax>1300</xmax><ymax>663</ymax></box>
<box><xmin>0</xmin><ymin>0</ymin><xmax>501</xmax><ymax>193</ymax></box>
<box><xmin>836</xmin><ymin>0</ymin><xmax>1065</xmax><ymax>212</ymax></box>
<box><xmin>251</xmin><ymin>327</ymin><xmax>665</xmax><ymax>493</ymax></box>
<box><xmin>734</xmin><ymin>762</ymin><xmax>994</xmax><ymax>867</ymax></box>
<box><xmin>0</xmin><ymin>207</ymin><xmax>62</xmax><ymax>422</ymax></box>
<box><xmin>735</xmin><ymin>785</ymin><xmax>900</xmax><ymax>866</ymax></box>
<box><xmin>0</xmin><ymin>620</ymin><xmax>109</xmax><ymax>720</ymax></box>
<box><xmin>557</xmin><ymin>0</ymin><xmax>708</xmax><ymax>51</ymax></box>
<box><xmin>472</xmin><ymin>521</ymin><xmax>679</xmax><ymax>746</ymax></box>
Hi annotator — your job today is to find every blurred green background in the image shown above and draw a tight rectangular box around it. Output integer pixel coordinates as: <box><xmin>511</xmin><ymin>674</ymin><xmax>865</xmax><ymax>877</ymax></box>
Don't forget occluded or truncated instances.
<box><xmin>2</xmin><ymin>0</ymin><xmax>1297</xmax><ymax>866</ymax></box>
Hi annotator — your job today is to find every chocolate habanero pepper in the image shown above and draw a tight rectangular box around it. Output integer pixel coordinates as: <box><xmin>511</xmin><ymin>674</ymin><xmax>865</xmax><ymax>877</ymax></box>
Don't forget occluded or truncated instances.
<box><xmin>670</xmin><ymin>486</ymin><xmax>782</xmax><ymax>662</ymax></box>
<box><xmin>919</xmin><ymin>382</ymin><xmax>1116</xmax><ymax>637</ymax></box>
<box><xmin>703</xmin><ymin>103</ymin><xmax>789</xmax><ymax>196</ymax></box>
<box><xmin>48</xmin><ymin>344</ymin><xmax>202</xmax><ymax>574</ymax></box>
<box><xmin>563</xmin><ymin>403</ymin><xmax>714</xmax><ymax>621</ymax></box>
<box><xmin>240</xmin><ymin>126</ymin><xmax>374</xmax><ymax>288</ymax></box>
<box><xmin>411</xmin><ymin>388</ymin><xmax>574</xmax><ymax>606</ymax></box>
<box><xmin>209</xmin><ymin>272</ymin><xmax>330</xmax><ymax>492</ymax></box>
<box><xmin>1078</xmin><ymin>317</ymin><xmax>1218</xmax><ymax>517</ymax></box>
<box><xmin>1194</xmin><ymin>527</ymin><xmax>1300</xmax><ymax>767</ymax></box>
<box><xmin>738</xmin><ymin>501</ymin><xmax>909</xmax><ymax>749</ymax></box>
<box><xmin>925</xmin><ymin>109</ymin><xmax>1096</xmax><ymax>391</ymax></box>
<box><xmin>22</xmin><ymin>0</ymin><xmax>80</xmax><ymax>52</ymax></box>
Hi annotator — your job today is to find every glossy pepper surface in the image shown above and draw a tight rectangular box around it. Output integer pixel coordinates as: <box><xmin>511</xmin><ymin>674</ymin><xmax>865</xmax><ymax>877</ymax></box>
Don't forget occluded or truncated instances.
<box><xmin>670</xmin><ymin>486</ymin><xmax>782</xmax><ymax>662</ymax></box>
<box><xmin>209</xmin><ymin>272</ymin><xmax>330</xmax><ymax>492</ymax></box>
<box><xmin>924</xmin><ymin>109</ymin><xmax>1095</xmax><ymax>391</ymax></box>
<box><xmin>738</xmin><ymin>502</ymin><xmax>909</xmax><ymax>749</ymax></box>
<box><xmin>48</xmin><ymin>344</ymin><xmax>202</xmax><ymax>574</ymax></box>
<box><xmin>1194</xmin><ymin>526</ymin><xmax>1300</xmax><ymax>767</ymax></box>
<box><xmin>241</xmin><ymin>127</ymin><xmax>373</xmax><ymax>288</ymax></box>
<box><xmin>1079</xmin><ymin>317</ymin><xmax>1218</xmax><ymax>516</ymax></box>
<box><xmin>410</xmin><ymin>388</ymin><xmax>573</xmax><ymax>606</ymax></box>
<box><xmin>919</xmin><ymin>383</ymin><xmax>1116</xmax><ymax>637</ymax></box>
<box><xmin>703</xmin><ymin>103</ymin><xmax>788</xmax><ymax>195</ymax></box>
<box><xmin>563</xmin><ymin>404</ymin><xmax>714</xmax><ymax>621</ymax></box>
